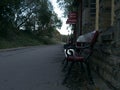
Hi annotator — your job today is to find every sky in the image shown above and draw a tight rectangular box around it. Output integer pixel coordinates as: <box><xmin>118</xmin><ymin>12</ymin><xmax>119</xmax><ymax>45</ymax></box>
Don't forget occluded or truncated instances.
<box><xmin>50</xmin><ymin>0</ymin><xmax>71</xmax><ymax>35</ymax></box>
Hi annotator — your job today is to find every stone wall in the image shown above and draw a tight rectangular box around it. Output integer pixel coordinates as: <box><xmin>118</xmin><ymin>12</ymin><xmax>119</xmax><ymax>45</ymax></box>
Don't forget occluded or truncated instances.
<box><xmin>91</xmin><ymin>1</ymin><xmax>120</xmax><ymax>89</ymax></box>
<box><xmin>114</xmin><ymin>0</ymin><xmax>120</xmax><ymax>47</ymax></box>
<box><xmin>91</xmin><ymin>21</ymin><xmax>120</xmax><ymax>90</ymax></box>
<box><xmin>91</xmin><ymin>44</ymin><xmax>120</xmax><ymax>90</ymax></box>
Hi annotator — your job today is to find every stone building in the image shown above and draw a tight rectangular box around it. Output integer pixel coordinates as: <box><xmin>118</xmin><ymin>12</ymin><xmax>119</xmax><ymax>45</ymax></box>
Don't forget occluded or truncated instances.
<box><xmin>114</xmin><ymin>0</ymin><xmax>120</xmax><ymax>46</ymax></box>
<box><xmin>82</xmin><ymin>0</ymin><xmax>113</xmax><ymax>33</ymax></box>
<box><xmin>82</xmin><ymin>0</ymin><xmax>96</xmax><ymax>33</ymax></box>
<box><xmin>99</xmin><ymin>0</ymin><xmax>112</xmax><ymax>30</ymax></box>
<box><xmin>72</xmin><ymin>0</ymin><xmax>120</xmax><ymax>89</ymax></box>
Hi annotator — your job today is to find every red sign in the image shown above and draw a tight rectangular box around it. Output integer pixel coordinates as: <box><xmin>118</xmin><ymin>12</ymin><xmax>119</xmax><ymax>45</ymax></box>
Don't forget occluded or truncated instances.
<box><xmin>68</xmin><ymin>15</ymin><xmax>77</xmax><ymax>19</ymax></box>
<box><xmin>69</xmin><ymin>12</ymin><xmax>77</xmax><ymax>16</ymax></box>
<box><xmin>66</xmin><ymin>19</ymin><xmax>77</xmax><ymax>24</ymax></box>
<box><xmin>66</xmin><ymin>12</ymin><xmax>78</xmax><ymax>24</ymax></box>
<box><xmin>68</xmin><ymin>12</ymin><xmax>77</xmax><ymax>18</ymax></box>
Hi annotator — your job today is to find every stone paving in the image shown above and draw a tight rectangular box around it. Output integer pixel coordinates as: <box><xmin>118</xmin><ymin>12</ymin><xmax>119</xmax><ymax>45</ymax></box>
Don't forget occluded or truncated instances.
<box><xmin>61</xmin><ymin>62</ymin><xmax>113</xmax><ymax>90</ymax></box>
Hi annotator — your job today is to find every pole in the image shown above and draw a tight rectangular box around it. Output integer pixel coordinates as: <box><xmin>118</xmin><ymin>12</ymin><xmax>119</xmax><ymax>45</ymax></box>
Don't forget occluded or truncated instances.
<box><xmin>80</xmin><ymin>0</ymin><xmax>82</xmax><ymax>35</ymax></box>
<box><xmin>111</xmin><ymin>0</ymin><xmax>114</xmax><ymax>26</ymax></box>
<box><xmin>95</xmin><ymin>0</ymin><xmax>99</xmax><ymax>31</ymax></box>
<box><xmin>73</xmin><ymin>24</ymin><xmax>76</xmax><ymax>44</ymax></box>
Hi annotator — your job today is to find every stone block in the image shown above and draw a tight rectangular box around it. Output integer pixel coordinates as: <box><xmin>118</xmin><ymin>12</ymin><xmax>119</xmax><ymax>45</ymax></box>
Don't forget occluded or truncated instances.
<box><xmin>91</xmin><ymin>48</ymin><xmax>120</xmax><ymax>90</ymax></box>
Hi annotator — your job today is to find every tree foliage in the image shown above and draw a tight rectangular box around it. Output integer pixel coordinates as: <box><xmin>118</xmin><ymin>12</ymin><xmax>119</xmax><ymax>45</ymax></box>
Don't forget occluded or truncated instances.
<box><xmin>57</xmin><ymin>0</ymin><xmax>74</xmax><ymax>16</ymax></box>
<box><xmin>0</xmin><ymin>0</ymin><xmax>21</xmax><ymax>36</ymax></box>
<box><xmin>0</xmin><ymin>0</ymin><xmax>62</xmax><ymax>40</ymax></box>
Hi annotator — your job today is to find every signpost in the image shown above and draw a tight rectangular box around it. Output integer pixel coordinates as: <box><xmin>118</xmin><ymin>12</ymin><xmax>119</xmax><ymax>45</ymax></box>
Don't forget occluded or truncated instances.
<box><xmin>95</xmin><ymin>0</ymin><xmax>99</xmax><ymax>31</ymax></box>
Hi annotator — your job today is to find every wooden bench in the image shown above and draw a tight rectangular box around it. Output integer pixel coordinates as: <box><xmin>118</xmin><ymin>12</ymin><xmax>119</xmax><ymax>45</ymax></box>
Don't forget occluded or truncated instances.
<box><xmin>62</xmin><ymin>30</ymin><xmax>99</xmax><ymax>84</ymax></box>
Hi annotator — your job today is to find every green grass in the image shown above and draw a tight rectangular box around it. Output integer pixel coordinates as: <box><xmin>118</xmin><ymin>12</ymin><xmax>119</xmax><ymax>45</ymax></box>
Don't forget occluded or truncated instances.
<box><xmin>0</xmin><ymin>33</ymin><xmax>58</xmax><ymax>49</ymax></box>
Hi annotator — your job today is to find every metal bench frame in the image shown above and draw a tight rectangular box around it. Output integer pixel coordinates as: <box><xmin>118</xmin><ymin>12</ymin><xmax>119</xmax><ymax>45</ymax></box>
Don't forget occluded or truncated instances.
<box><xmin>62</xmin><ymin>31</ymin><xmax>99</xmax><ymax>84</ymax></box>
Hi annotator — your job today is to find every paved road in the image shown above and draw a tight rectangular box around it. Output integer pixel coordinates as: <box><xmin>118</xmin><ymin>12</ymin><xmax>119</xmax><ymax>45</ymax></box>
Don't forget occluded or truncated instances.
<box><xmin>0</xmin><ymin>45</ymin><xmax>68</xmax><ymax>90</ymax></box>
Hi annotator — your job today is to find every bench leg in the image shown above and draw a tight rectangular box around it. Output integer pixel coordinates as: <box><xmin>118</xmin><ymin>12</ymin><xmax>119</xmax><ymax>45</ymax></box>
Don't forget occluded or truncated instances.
<box><xmin>62</xmin><ymin>62</ymin><xmax>74</xmax><ymax>84</ymax></box>
<box><xmin>80</xmin><ymin>62</ymin><xmax>85</xmax><ymax>72</ymax></box>
<box><xmin>62</xmin><ymin>59</ymin><xmax>68</xmax><ymax>72</ymax></box>
<box><xmin>86</xmin><ymin>62</ymin><xmax>94</xmax><ymax>85</ymax></box>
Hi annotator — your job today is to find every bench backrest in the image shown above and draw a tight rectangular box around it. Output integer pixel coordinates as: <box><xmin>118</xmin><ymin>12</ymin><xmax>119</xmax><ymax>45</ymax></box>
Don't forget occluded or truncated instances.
<box><xmin>76</xmin><ymin>31</ymin><xmax>99</xmax><ymax>47</ymax></box>
<box><xmin>90</xmin><ymin>31</ymin><xmax>99</xmax><ymax>47</ymax></box>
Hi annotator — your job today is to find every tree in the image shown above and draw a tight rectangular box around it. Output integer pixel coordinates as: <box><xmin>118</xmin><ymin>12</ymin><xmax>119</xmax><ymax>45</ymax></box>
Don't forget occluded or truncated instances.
<box><xmin>0</xmin><ymin>0</ymin><xmax>22</xmax><ymax>37</ymax></box>
<box><xmin>57</xmin><ymin>0</ymin><xmax>74</xmax><ymax>16</ymax></box>
<box><xmin>0</xmin><ymin>0</ymin><xmax>62</xmax><ymax>41</ymax></box>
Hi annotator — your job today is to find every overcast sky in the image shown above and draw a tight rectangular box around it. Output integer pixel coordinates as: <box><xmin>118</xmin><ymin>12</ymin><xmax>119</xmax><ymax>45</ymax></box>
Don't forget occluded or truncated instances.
<box><xmin>50</xmin><ymin>0</ymin><xmax>71</xmax><ymax>35</ymax></box>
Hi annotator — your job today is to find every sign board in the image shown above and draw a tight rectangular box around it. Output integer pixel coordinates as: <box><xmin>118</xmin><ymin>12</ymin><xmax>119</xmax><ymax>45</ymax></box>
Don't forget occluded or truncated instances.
<box><xmin>68</xmin><ymin>15</ymin><xmax>77</xmax><ymax>19</ymax></box>
<box><xmin>68</xmin><ymin>12</ymin><xmax>77</xmax><ymax>19</ymax></box>
<box><xmin>66</xmin><ymin>12</ymin><xmax>77</xmax><ymax>24</ymax></box>
<box><xmin>66</xmin><ymin>19</ymin><xmax>77</xmax><ymax>24</ymax></box>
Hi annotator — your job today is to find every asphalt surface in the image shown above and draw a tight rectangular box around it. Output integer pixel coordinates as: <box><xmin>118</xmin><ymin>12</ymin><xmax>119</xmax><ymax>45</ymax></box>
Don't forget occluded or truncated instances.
<box><xmin>0</xmin><ymin>45</ymin><xmax>112</xmax><ymax>90</ymax></box>
<box><xmin>0</xmin><ymin>45</ymin><xmax>68</xmax><ymax>90</ymax></box>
